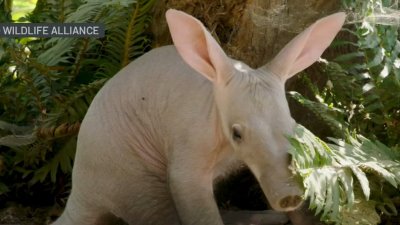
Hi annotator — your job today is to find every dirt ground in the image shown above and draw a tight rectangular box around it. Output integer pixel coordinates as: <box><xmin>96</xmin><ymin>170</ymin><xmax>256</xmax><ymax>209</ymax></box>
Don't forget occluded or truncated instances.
<box><xmin>1</xmin><ymin>204</ymin><xmax>398</xmax><ymax>225</ymax></box>
<box><xmin>0</xmin><ymin>204</ymin><xmax>55</xmax><ymax>225</ymax></box>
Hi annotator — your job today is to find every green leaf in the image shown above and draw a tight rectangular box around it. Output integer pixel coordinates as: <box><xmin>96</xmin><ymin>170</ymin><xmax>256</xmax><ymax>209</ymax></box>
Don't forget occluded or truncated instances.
<box><xmin>350</xmin><ymin>166</ymin><xmax>370</xmax><ymax>200</ymax></box>
<box><xmin>361</xmin><ymin>161</ymin><xmax>397</xmax><ymax>188</ymax></box>
<box><xmin>337</xmin><ymin>168</ymin><xmax>355</xmax><ymax>206</ymax></box>
<box><xmin>334</xmin><ymin>52</ymin><xmax>364</xmax><ymax>62</ymax></box>
<box><xmin>31</xmin><ymin>137</ymin><xmax>77</xmax><ymax>184</ymax></box>
<box><xmin>0</xmin><ymin>182</ymin><xmax>9</xmax><ymax>195</ymax></box>
<box><xmin>289</xmin><ymin>124</ymin><xmax>400</xmax><ymax>223</ymax></box>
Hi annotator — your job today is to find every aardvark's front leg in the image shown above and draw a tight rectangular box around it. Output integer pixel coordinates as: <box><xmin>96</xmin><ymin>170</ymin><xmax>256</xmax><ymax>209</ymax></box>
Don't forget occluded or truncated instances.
<box><xmin>168</xmin><ymin>146</ymin><xmax>224</xmax><ymax>225</ymax></box>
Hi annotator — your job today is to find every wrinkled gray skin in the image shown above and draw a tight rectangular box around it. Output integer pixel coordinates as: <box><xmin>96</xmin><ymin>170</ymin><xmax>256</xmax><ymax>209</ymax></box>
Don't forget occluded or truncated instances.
<box><xmin>52</xmin><ymin>9</ymin><xmax>345</xmax><ymax>225</ymax></box>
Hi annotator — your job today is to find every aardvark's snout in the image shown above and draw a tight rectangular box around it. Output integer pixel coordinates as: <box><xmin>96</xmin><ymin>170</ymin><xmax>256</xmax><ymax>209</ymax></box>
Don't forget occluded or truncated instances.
<box><xmin>259</xmin><ymin>174</ymin><xmax>304</xmax><ymax>212</ymax></box>
<box><xmin>279</xmin><ymin>194</ymin><xmax>303</xmax><ymax>210</ymax></box>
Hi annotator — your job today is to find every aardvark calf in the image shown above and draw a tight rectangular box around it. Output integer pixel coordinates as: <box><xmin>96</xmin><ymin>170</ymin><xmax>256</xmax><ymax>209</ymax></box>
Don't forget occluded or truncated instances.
<box><xmin>52</xmin><ymin>9</ymin><xmax>345</xmax><ymax>225</ymax></box>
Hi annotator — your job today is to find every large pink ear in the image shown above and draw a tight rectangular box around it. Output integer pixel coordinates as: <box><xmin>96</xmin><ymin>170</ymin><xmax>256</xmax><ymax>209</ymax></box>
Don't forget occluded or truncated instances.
<box><xmin>165</xmin><ymin>9</ymin><xmax>231</xmax><ymax>83</ymax></box>
<box><xmin>264</xmin><ymin>12</ymin><xmax>346</xmax><ymax>81</ymax></box>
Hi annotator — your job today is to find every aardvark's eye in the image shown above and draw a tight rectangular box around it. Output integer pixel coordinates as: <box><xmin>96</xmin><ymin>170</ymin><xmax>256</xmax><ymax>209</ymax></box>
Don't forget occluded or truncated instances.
<box><xmin>232</xmin><ymin>124</ymin><xmax>243</xmax><ymax>143</ymax></box>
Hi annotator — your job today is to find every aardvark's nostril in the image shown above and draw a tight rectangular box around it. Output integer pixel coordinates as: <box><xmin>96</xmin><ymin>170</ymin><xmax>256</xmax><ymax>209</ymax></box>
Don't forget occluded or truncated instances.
<box><xmin>279</xmin><ymin>195</ymin><xmax>303</xmax><ymax>209</ymax></box>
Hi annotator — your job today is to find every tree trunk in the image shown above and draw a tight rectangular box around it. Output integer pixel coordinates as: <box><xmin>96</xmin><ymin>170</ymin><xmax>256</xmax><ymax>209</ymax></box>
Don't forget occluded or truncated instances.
<box><xmin>229</xmin><ymin>0</ymin><xmax>340</xmax><ymax>67</ymax></box>
<box><xmin>151</xmin><ymin>0</ymin><xmax>340</xmax><ymax>67</ymax></box>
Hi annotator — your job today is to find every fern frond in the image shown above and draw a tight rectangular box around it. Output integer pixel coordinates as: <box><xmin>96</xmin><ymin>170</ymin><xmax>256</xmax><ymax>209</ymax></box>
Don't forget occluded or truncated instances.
<box><xmin>37</xmin><ymin>0</ymin><xmax>108</xmax><ymax>66</ymax></box>
<box><xmin>65</xmin><ymin>0</ymin><xmax>133</xmax><ymax>23</ymax></box>
<box><xmin>25</xmin><ymin>0</ymin><xmax>83</xmax><ymax>23</ymax></box>
<box><xmin>37</xmin><ymin>37</ymin><xmax>79</xmax><ymax>66</ymax></box>
<box><xmin>38</xmin><ymin>0</ymin><xmax>156</xmax><ymax>79</ymax></box>
<box><xmin>289</xmin><ymin>124</ymin><xmax>400</xmax><ymax>224</ymax></box>
<box><xmin>96</xmin><ymin>0</ymin><xmax>156</xmax><ymax>77</ymax></box>
<box><xmin>43</xmin><ymin>78</ymin><xmax>107</xmax><ymax>127</ymax></box>
<box><xmin>0</xmin><ymin>0</ymin><xmax>156</xmax><ymax>196</ymax></box>
<box><xmin>31</xmin><ymin>137</ymin><xmax>76</xmax><ymax>183</ymax></box>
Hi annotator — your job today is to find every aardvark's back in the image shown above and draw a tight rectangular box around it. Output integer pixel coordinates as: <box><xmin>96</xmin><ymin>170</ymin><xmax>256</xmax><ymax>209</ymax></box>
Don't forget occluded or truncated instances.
<box><xmin>54</xmin><ymin>45</ymin><xmax>218</xmax><ymax>225</ymax></box>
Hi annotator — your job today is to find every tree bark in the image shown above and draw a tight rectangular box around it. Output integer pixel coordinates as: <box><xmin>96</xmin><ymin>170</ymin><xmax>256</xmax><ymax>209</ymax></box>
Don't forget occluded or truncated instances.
<box><xmin>228</xmin><ymin>0</ymin><xmax>340</xmax><ymax>67</ymax></box>
<box><xmin>152</xmin><ymin>0</ymin><xmax>340</xmax><ymax>67</ymax></box>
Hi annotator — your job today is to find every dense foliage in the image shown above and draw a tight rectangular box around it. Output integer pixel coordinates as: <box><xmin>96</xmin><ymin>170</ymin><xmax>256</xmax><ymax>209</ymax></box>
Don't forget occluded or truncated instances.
<box><xmin>0</xmin><ymin>0</ymin><xmax>156</xmax><ymax>204</ymax></box>
<box><xmin>289</xmin><ymin>0</ymin><xmax>400</xmax><ymax>224</ymax></box>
